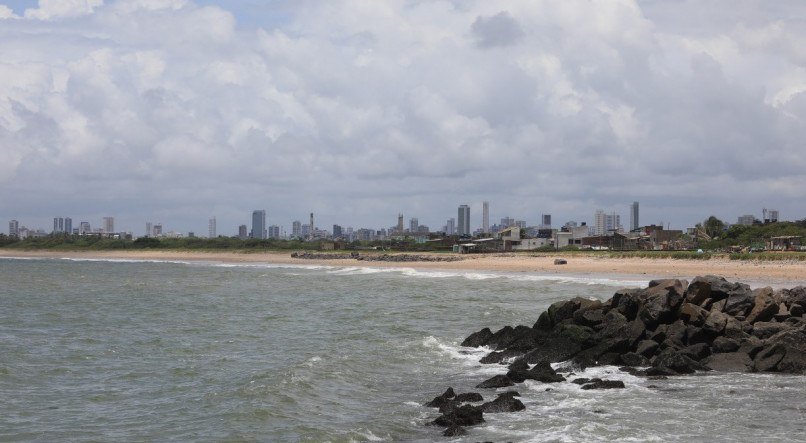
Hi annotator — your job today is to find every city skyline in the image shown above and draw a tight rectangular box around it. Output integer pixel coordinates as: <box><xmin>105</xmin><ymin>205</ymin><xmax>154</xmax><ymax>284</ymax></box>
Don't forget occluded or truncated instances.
<box><xmin>1</xmin><ymin>2</ymin><xmax>804</xmax><ymax>233</ymax></box>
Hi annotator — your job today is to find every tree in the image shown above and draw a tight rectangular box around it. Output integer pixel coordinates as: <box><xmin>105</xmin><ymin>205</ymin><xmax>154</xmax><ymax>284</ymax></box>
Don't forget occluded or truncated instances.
<box><xmin>703</xmin><ymin>216</ymin><xmax>726</xmax><ymax>239</ymax></box>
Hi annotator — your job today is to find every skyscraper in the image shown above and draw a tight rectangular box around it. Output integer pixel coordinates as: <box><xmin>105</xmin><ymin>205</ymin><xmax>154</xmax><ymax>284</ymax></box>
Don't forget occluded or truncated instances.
<box><xmin>630</xmin><ymin>201</ymin><xmax>639</xmax><ymax>232</ymax></box>
<box><xmin>146</xmin><ymin>222</ymin><xmax>153</xmax><ymax>237</ymax></box>
<box><xmin>64</xmin><ymin>217</ymin><xmax>72</xmax><ymax>234</ymax></box>
<box><xmin>268</xmin><ymin>225</ymin><xmax>280</xmax><ymax>239</ymax></box>
<box><xmin>103</xmin><ymin>217</ymin><xmax>115</xmax><ymax>234</ymax></box>
<box><xmin>208</xmin><ymin>217</ymin><xmax>217</xmax><ymax>238</ymax></box>
<box><xmin>541</xmin><ymin>214</ymin><xmax>551</xmax><ymax>228</ymax></box>
<box><xmin>397</xmin><ymin>213</ymin><xmax>404</xmax><ymax>234</ymax></box>
<box><xmin>53</xmin><ymin>217</ymin><xmax>63</xmax><ymax>233</ymax></box>
<box><xmin>458</xmin><ymin>205</ymin><xmax>470</xmax><ymax>236</ymax></box>
<box><xmin>238</xmin><ymin>224</ymin><xmax>248</xmax><ymax>240</ymax></box>
<box><xmin>333</xmin><ymin>224</ymin><xmax>343</xmax><ymax>238</ymax></box>
<box><xmin>252</xmin><ymin>210</ymin><xmax>267</xmax><ymax>239</ymax></box>
<box><xmin>9</xmin><ymin>220</ymin><xmax>19</xmax><ymax>237</ymax></box>
<box><xmin>446</xmin><ymin>218</ymin><xmax>455</xmax><ymax>236</ymax></box>
<box><xmin>409</xmin><ymin>218</ymin><xmax>418</xmax><ymax>232</ymax></box>
<box><xmin>79</xmin><ymin>221</ymin><xmax>90</xmax><ymax>235</ymax></box>
<box><xmin>292</xmin><ymin>220</ymin><xmax>301</xmax><ymax>238</ymax></box>
<box><xmin>594</xmin><ymin>210</ymin><xmax>621</xmax><ymax>235</ymax></box>
<box><xmin>309</xmin><ymin>213</ymin><xmax>315</xmax><ymax>239</ymax></box>
<box><xmin>482</xmin><ymin>201</ymin><xmax>489</xmax><ymax>233</ymax></box>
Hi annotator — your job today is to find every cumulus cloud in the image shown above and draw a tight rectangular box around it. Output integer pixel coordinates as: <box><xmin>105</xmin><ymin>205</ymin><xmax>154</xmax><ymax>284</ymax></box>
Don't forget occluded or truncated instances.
<box><xmin>0</xmin><ymin>0</ymin><xmax>804</xmax><ymax>234</ymax></box>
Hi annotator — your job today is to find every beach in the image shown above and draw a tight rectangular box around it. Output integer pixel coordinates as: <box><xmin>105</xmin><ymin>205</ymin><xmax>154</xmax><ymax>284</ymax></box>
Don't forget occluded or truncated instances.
<box><xmin>3</xmin><ymin>249</ymin><xmax>804</xmax><ymax>285</ymax></box>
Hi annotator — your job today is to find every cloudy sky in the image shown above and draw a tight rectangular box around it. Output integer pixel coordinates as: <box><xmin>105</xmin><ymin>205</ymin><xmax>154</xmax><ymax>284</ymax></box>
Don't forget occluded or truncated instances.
<box><xmin>1</xmin><ymin>0</ymin><xmax>804</xmax><ymax>235</ymax></box>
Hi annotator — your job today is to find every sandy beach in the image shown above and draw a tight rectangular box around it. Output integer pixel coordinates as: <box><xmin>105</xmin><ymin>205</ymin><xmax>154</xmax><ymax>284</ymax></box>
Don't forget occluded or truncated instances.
<box><xmin>3</xmin><ymin>249</ymin><xmax>805</xmax><ymax>286</ymax></box>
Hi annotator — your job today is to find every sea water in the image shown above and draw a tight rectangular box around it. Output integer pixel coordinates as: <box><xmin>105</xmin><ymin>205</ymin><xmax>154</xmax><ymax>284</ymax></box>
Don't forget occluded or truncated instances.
<box><xmin>0</xmin><ymin>257</ymin><xmax>804</xmax><ymax>442</ymax></box>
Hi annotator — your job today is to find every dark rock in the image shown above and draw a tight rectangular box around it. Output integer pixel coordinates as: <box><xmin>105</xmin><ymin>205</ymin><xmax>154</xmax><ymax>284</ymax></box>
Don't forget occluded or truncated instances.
<box><xmin>548</xmin><ymin>298</ymin><xmax>591</xmax><ymax>326</ymax></box>
<box><xmin>488</xmin><ymin>325</ymin><xmax>532</xmax><ymax>350</ymax></box>
<box><xmin>572</xmin><ymin>338</ymin><xmax>628</xmax><ymax>369</ymax></box>
<box><xmin>702</xmin><ymin>310</ymin><xmax>728</xmax><ymax>337</ymax></box>
<box><xmin>779</xmin><ymin>286</ymin><xmax>806</xmax><ymax>310</ymax></box>
<box><xmin>685</xmin><ymin>275</ymin><xmax>735</xmax><ymax>304</ymax></box>
<box><xmin>752</xmin><ymin>321</ymin><xmax>792</xmax><ymax>340</ymax></box>
<box><xmin>637</xmin><ymin>280</ymin><xmax>686</xmax><ymax>328</ymax></box>
<box><xmin>611</xmin><ymin>288</ymin><xmax>643</xmax><ymax>320</ymax></box>
<box><xmin>645</xmin><ymin>366</ymin><xmax>678</xmax><ymax>377</ymax></box>
<box><xmin>425</xmin><ymin>387</ymin><xmax>456</xmax><ymax>407</ymax></box>
<box><xmin>774</xmin><ymin>303</ymin><xmax>791</xmax><ymax>322</ymax></box>
<box><xmin>507</xmin><ymin>359</ymin><xmax>529</xmax><ymax>373</ymax></box>
<box><xmin>581</xmin><ymin>380</ymin><xmax>626</xmax><ymax>390</ymax></box>
<box><xmin>619</xmin><ymin>366</ymin><xmax>645</xmax><ymax>376</ymax></box>
<box><xmin>649</xmin><ymin>324</ymin><xmax>668</xmax><ymax>343</ymax></box>
<box><xmin>461</xmin><ymin>327</ymin><xmax>493</xmax><ymax>347</ymax></box>
<box><xmin>679</xmin><ymin>303</ymin><xmax>708</xmax><ymax>326</ymax></box>
<box><xmin>443</xmin><ymin>425</ymin><xmax>467</xmax><ymax>437</ymax></box>
<box><xmin>432</xmin><ymin>404</ymin><xmax>484</xmax><ymax>427</ymax></box>
<box><xmin>534</xmin><ymin>311</ymin><xmax>553</xmax><ymax>330</ymax></box>
<box><xmin>712</xmin><ymin>337</ymin><xmax>740</xmax><ymax>353</ymax></box>
<box><xmin>553</xmin><ymin>323</ymin><xmax>595</xmax><ymax>346</ymax></box>
<box><xmin>574</xmin><ymin>307</ymin><xmax>606</xmax><ymax>327</ymax></box>
<box><xmin>526</xmin><ymin>361</ymin><xmax>566</xmax><ymax>383</ymax></box>
<box><xmin>652</xmin><ymin>348</ymin><xmax>709</xmax><ymax>374</ymax></box>
<box><xmin>745</xmin><ymin>287</ymin><xmax>777</xmax><ymax>324</ymax></box>
<box><xmin>681</xmin><ymin>343</ymin><xmax>711</xmax><ymax>360</ymax></box>
<box><xmin>455</xmin><ymin>392</ymin><xmax>483</xmax><ymax>403</ymax></box>
<box><xmin>737</xmin><ymin>336</ymin><xmax>765</xmax><ymax>359</ymax></box>
<box><xmin>723</xmin><ymin>284</ymin><xmax>754</xmax><ymax>317</ymax></box>
<box><xmin>664</xmin><ymin>320</ymin><xmax>688</xmax><ymax>348</ymax></box>
<box><xmin>703</xmin><ymin>352</ymin><xmax>753</xmax><ymax>372</ymax></box>
<box><xmin>754</xmin><ymin>325</ymin><xmax>806</xmax><ymax>374</ymax></box>
<box><xmin>789</xmin><ymin>303</ymin><xmax>804</xmax><ymax>318</ymax></box>
<box><xmin>723</xmin><ymin>317</ymin><xmax>749</xmax><ymax>341</ymax></box>
<box><xmin>480</xmin><ymin>393</ymin><xmax>526</xmax><ymax>413</ymax></box>
<box><xmin>710</xmin><ymin>299</ymin><xmax>727</xmax><ymax>313</ymax></box>
<box><xmin>571</xmin><ymin>377</ymin><xmax>596</xmax><ymax>385</ymax></box>
<box><xmin>686</xmin><ymin>325</ymin><xmax>709</xmax><ymax>345</ymax></box>
<box><xmin>475</xmin><ymin>375</ymin><xmax>514</xmax><ymax>389</ymax></box>
<box><xmin>506</xmin><ymin>328</ymin><xmax>549</xmax><ymax>352</ymax></box>
<box><xmin>518</xmin><ymin>330</ymin><xmax>585</xmax><ymax>364</ymax></box>
<box><xmin>636</xmin><ymin>339</ymin><xmax>660</xmax><ymax>358</ymax></box>
<box><xmin>554</xmin><ymin>259</ymin><xmax>567</xmax><ymax>265</ymax></box>
<box><xmin>620</xmin><ymin>352</ymin><xmax>649</xmax><ymax>366</ymax></box>
<box><xmin>479</xmin><ymin>349</ymin><xmax>522</xmax><ymax>364</ymax></box>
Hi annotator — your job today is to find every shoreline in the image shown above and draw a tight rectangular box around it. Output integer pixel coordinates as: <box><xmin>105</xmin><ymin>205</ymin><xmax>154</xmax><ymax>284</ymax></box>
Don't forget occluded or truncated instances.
<box><xmin>2</xmin><ymin>249</ymin><xmax>805</xmax><ymax>285</ymax></box>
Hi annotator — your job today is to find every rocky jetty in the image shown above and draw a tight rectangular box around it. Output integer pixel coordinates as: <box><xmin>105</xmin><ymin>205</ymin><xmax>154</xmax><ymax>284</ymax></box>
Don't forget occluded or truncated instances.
<box><xmin>424</xmin><ymin>276</ymin><xmax>806</xmax><ymax>436</ymax></box>
<box><xmin>290</xmin><ymin>252</ymin><xmax>463</xmax><ymax>262</ymax></box>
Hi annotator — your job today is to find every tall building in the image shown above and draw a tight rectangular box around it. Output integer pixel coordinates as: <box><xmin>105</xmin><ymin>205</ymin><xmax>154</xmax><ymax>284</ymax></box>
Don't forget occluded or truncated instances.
<box><xmin>309</xmin><ymin>213</ymin><xmax>314</xmax><ymax>239</ymax></box>
<box><xmin>208</xmin><ymin>217</ymin><xmax>216</xmax><ymax>238</ymax></box>
<box><xmin>458</xmin><ymin>205</ymin><xmax>470</xmax><ymax>236</ymax></box>
<box><xmin>292</xmin><ymin>220</ymin><xmax>301</xmax><ymax>238</ymax></box>
<box><xmin>268</xmin><ymin>225</ymin><xmax>280</xmax><ymax>239</ymax></box>
<box><xmin>333</xmin><ymin>224</ymin><xmax>343</xmax><ymax>238</ymax></box>
<box><xmin>53</xmin><ymin>217</ymin><xmax>64</xmax><ymax>233</ymax></box>
<box><xmin>541</xmin><ymin>214</ymin><xmax>551</xmax><ymax>228</ymax></box>
<box><xmin>482</xmin><ymin>201</ymin><xmax>490</xmax><ymax>233</ymax></box>
<box><xmin>446</xmin><ymin>218</ymin><xmax>456</xmax><ymax>236</ymax></box>
<box><xmin>594</xmin><ymin>210</ymin><xmax>621</xmax><ymax>235</ymax></box>
<box><xmin>103</xmin><ymin>217</ymin><xmax>115</xmax><ymax>234</ymax></box>
<box><xmin>409</xmin><ymin>218</ymin><xmax>418</xmax><ymax>233</ymax></box>
<box><xmin>9</xmin><ymin>220</ymin><xmax>19</xmax><ymax>237</ymax></box>
<box><xmin>630</xmin><ymin>201</ymin><xmax>639</xmax><ymax>232</ymax></box>
<box><xmin>153</xmin><ymin>223</ymin><xmax>163</xmax><ymax>236</ymax></box>
<box><xmin>64</xmin><ymin>218</ymin><xmax>72</xmax><ymax>235</ymax></box>
<box><xmin>397</xmin><ymin>213</ymin><xmax>404</xmax><ymax>233</ymax></box>
<box><xmin>146</xmin><ymin>222</ymin><xmax>153</xmax><ymax>237</ymax></box>
<box><xmin>79</xmin><ymin>221</ymin><xmax>91</xmax><ymax>235</ymax></box>
<box><xmin>238</xmin><ymin>224</ymin><xmax>248</xmax><ymax>240</ymax></box>
<box><xmin>500</xmin><ymin>216</ymin><xmax>515</xmax><ymax>228</ymax></box>
<box><xmin>737</xmin><ymin>215</ymin><xmax>756</xmax><ymax>226</ymax></box>
<box><xmin>251</xmin><ymin>210</ymin><xmax>267</xmax><ymax>239</ymax></box>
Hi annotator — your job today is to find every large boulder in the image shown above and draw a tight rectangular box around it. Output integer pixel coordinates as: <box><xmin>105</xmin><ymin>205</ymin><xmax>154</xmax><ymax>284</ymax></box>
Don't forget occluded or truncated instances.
<box><xmin>703</xmin><ymin>351</ymin><xmax>753</xmax><ymax>372</ymax></box>
<box><xmin>752</xmin><ymin>321</ymin><xmax>792</xmax><ymax>340</ymax></box>
<box><xmin>745</xmin><ymin>287</ymin><xmax>777</xmax><ymax>324</ymax></box>
<box><xmin>679</xmin><ymin>303</ymin><xmax>708</xmax><ymax>326</ymax></box>
<box><xmin>461</xmin><ymin>328</ymin><xmax>493</xmax><ymax>347</ymax></box>
<box><xmin>753</xmin><ymin>325</ymin><xmax>806</xmax><ymax>374</ymax></box>
<box><xmin>723</xmin><ymin>284</ymin><xmax>755</xmax><ymax>317</ymax></box>
<box><xmin>652</xmin><ymin>348</ymin><xmax>709</xmax><ymax>374</ymax></box>
<box><xmin>580</xmin><ymin>379</ymin><xmax>626</xmax><ymax>390</ymax></box>
<box><xmin>488</xmin><ymin>325</ymin><xmax>532</xmax><ymax>350</ymax></box>
<box><xmin>425</xmin><ymin>387</ymin><xmax>456</xmax><ymax>408</ymax></box>
<box><xmin>476</xmin><ymin>375</ymin><xmax>514</xmax><ymax>389</ymax></box>
<box><xmin>432</xmin><ymin>404</ymin><xmax>484</xmax><ymax>427</ymax></box>
<box><xmin>637</xmin><ymin>280</ymin><xmax>685</xmax><ymax>328</ymax></box>
<box><xmin>702</xmin><ymin>310</ymin><xmax>728</xmax><ymax>337</ymax></box>
<box><xmin>480</xmin><ymin>392</ymin><xmax>525</xmax><ymax>413</ymax></box>
<box><xmin>779</xmin><ymin>286</ymin><xmax>806</xmax><ymax>311</ymax></box>
<box><xmin>573</xmin><ymin>306</ymin><xmax>606</xmax><ymax>328</ymax></box>
<box><xmin>611</xmin><ymin>288</ymin><xmax>643</xmax><ymax>320</ymax></box>
<box><xmin>712</xmin><ymin>336</ymin><xmax>740</xmax><ymax>353</ymax></box>
<box><xmin>525</xmin><ymin>360</ymin><xmax>565</xmax><ymax>383</ymax></box>
<box><xmin>636</xmin><ymin>339</ymin><xmax>660</xmax><ymax>357</ymax></box>
<box><xmin>685</xmin><ymin>275</ymin><xmax>738</xmax><ymax>304</ymax></box>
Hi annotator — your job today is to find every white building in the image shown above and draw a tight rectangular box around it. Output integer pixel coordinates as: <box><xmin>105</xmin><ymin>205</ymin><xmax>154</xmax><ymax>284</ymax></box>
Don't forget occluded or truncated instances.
<box><xmin>594</xmin><ymin>209</ymin><xmax>622</xmax><ymax>235</ymax></box>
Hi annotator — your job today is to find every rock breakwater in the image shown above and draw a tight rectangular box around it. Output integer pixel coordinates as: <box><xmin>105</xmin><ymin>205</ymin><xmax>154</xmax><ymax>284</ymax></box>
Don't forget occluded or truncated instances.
<box><xmin>424</xmin><ymin>276</ymin><xmax>806</xmax><ymax>436</ymax></box>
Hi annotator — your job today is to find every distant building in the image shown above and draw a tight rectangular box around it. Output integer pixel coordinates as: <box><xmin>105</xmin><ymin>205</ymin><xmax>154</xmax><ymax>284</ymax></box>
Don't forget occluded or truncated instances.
<box><xmin>153</xmin><ymin>223</ymin><xmax>163</xmax><ymax>236</ymax></box>
<box><xmin>483</xmin><ymin>201</ymin><xmax>490</xmax><ymax>233</ymax></box>
<box><xmin>145</xmin><ymin>222</ymin><xmax>153</xmax><ymax>237</ymax></box>
<box><xmin>333</xmin><ymin>224</ymin><xmax>343</xmax><ymax>238</ymax></box>
<box><xmin>65</xmin><ymin>218</ymin><xmax>72</xmax><ymax>235</ymax></box>
<box><xmin>409</xmin><ymin>218</ymin><xmax>418</xmax><ymax>233</ymax></box>
<box><xmin>737</xmin><ymin>215</ymin><xmax>756</xmax><ymax>226</ymax></box>
<box><xmin>446</xmin><ymin>218</ymin><xmax>456</xmax><ymax>236</ymax></box>
<box><xmin>9</xmin><ymin>220</ymin><xmax>19</xmax><ymax>237</ymax></box>
<box><xmin>500</xmin><ymin>217</ymin><xmax>514</xmax><ymax>229</ymax></box>
<box><xmin>53</xmin><ymin>217</ymin><xmax>64</xmax><ymax>233</ymax></box>
<box><xmin>309</xmin><ymin>213</ymin><xmax>315</xmax><ymax>239</ymax></box>
<box><xmin>541</xmin><ymin>214</ymin><xmax>551</xmax><ymax>228</ymax></box>
<box><xmin>458</xmin><ymin>205</ymin><xmax>470</xmax><ymax>236</ymax></box>
<box><xmin>630</xmin><ymin>201</ymin><xmax>639</xmax><ymax>232</ymax></box>
<box><xmin>103</xmin><ymin>217</ymin><xmax>115</xmax><ymax>234</ymax></box>
<box><xmin>208</xmin><ymin>217</ymin><xmax>216</xmax><ymax>238</ymax></box>
<box><xmin>251</xmin><ymin>210</ymin><xmax>266</xmax><ymax>239</ymax></box>
<box><xmin>238</xmin><ymin>224</ymin><xmax>248</xmax><ymax>240</ymax></box>
<box><xmin>594</xmin><ymin>210</ymin><xmax>621</xmax><ymax>236</ymax></box>
<box><xmin>763</xmin><ymin>209</ymin><xmax>779</xmax><ymax>224</ymax></box>
<box><xmin>79</xmin><ymin>221</ymin><xmax>91</xmax><ymax>235</ymax></box>
<box><xmin>397</xmin><ymin>213</ymin><xmax>404</xmax><ymax>234</ymax></box>
<box><xmin>268</xmin><ymin>225</ymin><xmax>280</xmax><ymax>239</ymax></box>
<box><xmin>292</xmin><ymin>220</ymin><xmax>301</xmax><ymax>238</ymax></box>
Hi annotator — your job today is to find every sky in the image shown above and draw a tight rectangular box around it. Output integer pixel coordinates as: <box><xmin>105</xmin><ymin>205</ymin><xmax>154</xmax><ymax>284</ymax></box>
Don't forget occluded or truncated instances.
<box><xmin>1</xmin><ymin>0</ymin><xmax>805</xmax><ymax>236</ymax></box>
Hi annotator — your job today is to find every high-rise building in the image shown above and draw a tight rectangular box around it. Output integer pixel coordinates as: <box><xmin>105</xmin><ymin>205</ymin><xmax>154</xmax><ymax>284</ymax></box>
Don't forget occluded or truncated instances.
<box><xmin>333</xmin><ymin>224</ymin><xmax>343</xmax><ymax>238</ymax></box>
<box><xmin>630</xmin><ymin>201</ymin><xmax>639</xmax><ymax>232</ymax></box>
<box><xmin>251</xmin><ymin>210</ymin><xmax>267</xmax><ymax>239</ymax></box>
<box><xmin>737</xmin><ymin>215</ymin><xmax>755</xmax><ymax>226</ymax></box>
<box><xmin>153</xmin><ymin>223</ymin><xmax>163</xmax><ymax>236</ymax></box>
<box><xmin>292</xmin><ymin>220</ymin><xmax>302</xmax><ymax>238</ymax></box>
<box><xmin>103</xmin><ymin>217</ymin><xmax>115</xmax><ymax>234</ymax></box>
<box><xmin>268</xmin><ymin>225</ymin><xmax>280</xmax><ymax>239</ymax></box>
<box><xmin>410</xmin><ymin>218</ymin><xmax>418</xmax><ymax>233</ymax></box>
<box><xmin>397</xmin><ymin>213</ymin><xmax>404</xmax><ymax>233</ymax></box>
<box><xmin>9</xmin><ymin>220</ymin><xmax>19</xmax><ymax>237</ymax></box>
<box><xmin>238</xmin><ymin>224</ymin><xmax>248</xmax><ymax>240</ymax></box>
<box><xmin>594</xmin><ymin>210</ymin><xmax>621</xmax><ymax>235</ymax></box>
<box><xmin>309</xmin><ymin>213</ymin><xmax>314</xmax><ymax>239</ymax></box>
<box><xmin>146</xmin><ymin>222</ymin><xmax>153</xmax><ymax>237</ymax></box>
<box><xmin>208</xmin><ymin>217</ymin><xmax>216</xmax><ymax>238</ymax></box>
<box><xmin>458</xmin><ymin>205</ymin><xmax>470</xmax><ymax>236</ymax></box>
<box><xmin>541</xmin><ymin>214</ymin><xmax>551</xmax><ymax>228</ymax></box>
<box><xmin>64</xmin><ymin>218</ymin><xmax>72</xmax><ymax>235</ymax></box>
<box><xmin>482</xmin><ymin>201</ymin><xmax>490</xmax><ymax>233</ymax></box>
<box><xmin>446</xmin><ymin>218</ymin><xmax>456</xmax><ymax>236</ymax></box>
<box><xmin>500</xmin><ymin>217</ymin><xmax>515</xmax><ymax>228</ymax></box>
<box><xmin>79</xmin><ymin>221</ymin><xmax>91</xmax><ymax>235</ymax></box>
<box><xmin>53</xmin><ymin>217</ymin><xmax>64</xmax><ymax>233</ymax></box>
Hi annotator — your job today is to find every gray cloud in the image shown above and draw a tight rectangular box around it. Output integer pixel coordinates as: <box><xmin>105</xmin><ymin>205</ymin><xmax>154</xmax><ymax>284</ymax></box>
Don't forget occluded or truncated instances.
<box><xmin>0</xmin><ymin>0</ymin><xmax>805</xmax><ymax>235</ymax></box>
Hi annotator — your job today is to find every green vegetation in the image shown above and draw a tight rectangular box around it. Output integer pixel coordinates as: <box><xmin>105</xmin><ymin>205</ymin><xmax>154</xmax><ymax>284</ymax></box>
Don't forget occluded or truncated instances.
<box><xmin>700</xmin><ymin>219</ymin><xmax>806</xmax><ymax>250</ymax></box>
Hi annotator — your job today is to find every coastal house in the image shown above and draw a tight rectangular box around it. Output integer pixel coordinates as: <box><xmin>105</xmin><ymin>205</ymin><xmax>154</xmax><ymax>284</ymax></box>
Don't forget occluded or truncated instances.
<box><xmin>766</xmin><ymin>236</ymin><xmax>802</xmax><ymax>251</ymax></box>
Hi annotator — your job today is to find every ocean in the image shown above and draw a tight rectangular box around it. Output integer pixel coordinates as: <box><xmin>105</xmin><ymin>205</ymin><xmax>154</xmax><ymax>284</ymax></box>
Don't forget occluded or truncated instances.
<box><xmin>1</xmin><ymin>257</ymin><xmax>804</xmax><ymax>442</ymax></box>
